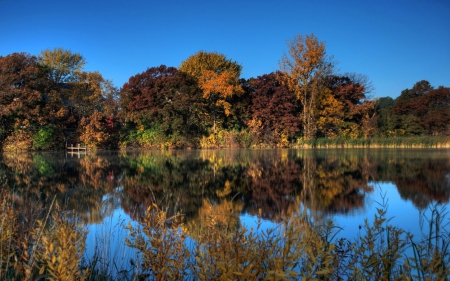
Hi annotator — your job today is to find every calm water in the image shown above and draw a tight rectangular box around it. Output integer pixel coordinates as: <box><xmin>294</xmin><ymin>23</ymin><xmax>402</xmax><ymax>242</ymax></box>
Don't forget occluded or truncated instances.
<box><xmin>1</xmin><ymin>148</ymin><xmax>450</xmax><ymax>259</ymax></box>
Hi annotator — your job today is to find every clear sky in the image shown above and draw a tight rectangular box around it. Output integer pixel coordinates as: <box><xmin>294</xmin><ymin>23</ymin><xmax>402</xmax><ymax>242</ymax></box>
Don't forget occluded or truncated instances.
<box><xmin>1</xmin><ymin>0</ymin><xmax>449</xmax><ymax>98</ymax></box>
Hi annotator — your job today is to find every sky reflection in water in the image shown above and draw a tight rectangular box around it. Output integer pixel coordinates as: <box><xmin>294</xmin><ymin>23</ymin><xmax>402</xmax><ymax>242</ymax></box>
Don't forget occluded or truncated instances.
<box><xmin>1</xmin><ymin>148</ymin><xmax>449</xmax><ymax>261</ymax></box>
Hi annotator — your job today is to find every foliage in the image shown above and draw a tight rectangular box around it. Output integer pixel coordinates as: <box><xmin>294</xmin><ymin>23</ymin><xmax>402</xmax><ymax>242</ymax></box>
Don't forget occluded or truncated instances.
<box><xmin>39</xmin><ymin>47</ymin><xmax>86</xmax><ymax>84</ymax></box>
<box><xmin>246</xmin><ymin>72</ymin><xmax>299</xmax><ymax>147</ymax></box>
<box><xmin>2</xmin><ymin>129</ymin><xmax>34</xmax><ymax>151</ymax></box>
<box><xmin>315</xmin><ymin>87</ymin><xmax>344</xmax><ymax>138</ymax></box>
<box><xmin>125</xmin><ymin>203</ymin><xmax>189</xmax><ymax>280</ymax></box>
<box><xmin>348</xmin><ymin>197</ymin><xmax>409</xmax><ymax>280</ymax></box>
<box><xmin>179</xmin><ymin>51</ymin><xmax>244</xmax><ymax>136</ymax></box>
<box><xmin>0</xmin><ymin>191</ymin><xmax>17</xmax><ymax>279</ymax></box>
<box><xmin>30</xmin><ymin>204</ymin><xmax>89</xmax><ymax>281</ymax></box>
<box><xmin>179</xmin><ymin>50</ymin><xmax>242</xmax><ymax>79</ymax></box>
<box><xmin>68</xmin><ymin>71</ymin><xmax>106</xmax><ymax>118</ymax></box>
<box><xmin>1</xmin><ymin>44</ymin><xmax>450</xmax><ymax>151</ymax></box>
<box><xmin>385</xmin><ymin>81</ymin><xmax>450</xmax><ymax>137</ymax></box>
<box><xmin>408</xmin><ymin>204</ymin><xmax>450</xmax><ymax>280</ymax></box>
<box><xmin>33</xmin><ymin>125</ymin><xmax>58</xmax><ymax>150</ymax></box>
<box><xmin>198</xmin><ymin>129</ymin><xmax>253</xmax><ymax>148</ymax></box>
<box><xmin>0</xmin><ymin>52</ymin><xmax>45</xmax><ymax>148</ymax></box>
<box><xmin>120</xmin><ymin>65</ymin><xmax>204</xmax><ymax>148</ymax></box>
<box><xmin>79</xmin><ymin>111</ymin><xmax>110</xmax><ymax>149</ymax></box>
<box><xmin>199</xmin><ymin>69</ymin><xmax>244</xmax><ymax>117</ymax></box>
<box><xmin>324</xmin><ymin>74</ymin><xmax>376</xmax><ymax>138</ymax></box>
<box><xmin>0</xmin><ymin>192</ymin><xmax>89</xmax><ymax>281</ymax></box>
<box><xmin>279</xmin><ymin>33</ymin><xmax>334</xmax><ymax>140</ymax></box>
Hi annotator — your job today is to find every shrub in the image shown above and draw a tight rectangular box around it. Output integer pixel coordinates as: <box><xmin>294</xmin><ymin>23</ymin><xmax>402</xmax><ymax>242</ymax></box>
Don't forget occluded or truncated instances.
<box><xmin>33</xmin><ymin>126</ymin><xmax>57</xmax><ymax>150</ymax></box>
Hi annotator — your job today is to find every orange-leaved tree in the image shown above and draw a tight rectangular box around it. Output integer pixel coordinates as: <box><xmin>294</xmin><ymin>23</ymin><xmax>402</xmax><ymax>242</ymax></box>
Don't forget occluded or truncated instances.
<box><xmin>179</xmin><ymin>51</ymin><xmax>243</xmax><ymax>135</ymax></box>
<box><xmin>279</xmin><ymin>34</ymin><xmax>334</xmax><ymax>140</ymax></box>
<box><xmin>198</xmin><ymin>69</ymin><xmax>243</xmax><ymax>134</ymax></box>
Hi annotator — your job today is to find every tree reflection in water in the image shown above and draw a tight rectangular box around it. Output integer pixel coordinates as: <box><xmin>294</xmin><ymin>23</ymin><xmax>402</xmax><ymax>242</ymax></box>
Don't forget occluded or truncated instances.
<box><xmin>1</xmin><ymin>149</ymin><xmax>449</xmax><ymax>229</ymax></box>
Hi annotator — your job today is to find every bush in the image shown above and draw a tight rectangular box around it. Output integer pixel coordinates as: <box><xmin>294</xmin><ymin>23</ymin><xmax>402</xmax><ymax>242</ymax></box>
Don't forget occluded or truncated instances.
<box><xmin>33</xmin><ymin>126</ymin><xmax>57</xmax><ymax>150</ymax></box>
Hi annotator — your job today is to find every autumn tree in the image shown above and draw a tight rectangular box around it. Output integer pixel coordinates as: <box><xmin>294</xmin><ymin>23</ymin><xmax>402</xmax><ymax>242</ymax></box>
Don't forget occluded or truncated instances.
<box><xmin>39</xmin><ymin>48</ymin><xmax>105</xmax><ymax>119</ymax></box>
<box><xmin>388</xmin><ymin>81</ymin><xmax>450</xmax><ymax>136</ymax></box>
<box><xmin>38</xmin><ymin>48</ymin><xmax>114</xmax><ymax>146</ymax></box>
<box><xmin>0</xmin><ymin>53</ymin><xmax>47</xmax><ymax>150</ymax></box>
<box><xmin>101</xmin><ymin>79</ymin><xmax>120</xmax><ymax>118</ymax></box>
<box><xmin>179</xmin><ymin>51</ymin><xmax>242</xmax><ymax>78</ymax></box>
<box><xmin>315</xmin><ymin>87</ymin><xmax>344</xmax><ymax>138</ymax></box>
<box><xmin>246</xmin><ymin>72</ymin><xmax>299</xmax><ymax>146</ymax></box>
<box><xmin>179</xmin><ymin>51</ymin><xmax>244</xmax><ymax>135</ymax></box>
<box><xmin>67</xmin><ymin>71</ymin><xmax>105</xmax><ymax>118</ymax></box>
<box><xmin>78</xmin><ymin>110</ymin><xmax>109</xmax><ymax>148</ymax></box>
<box><xmin>120</xmin><ymin>65</ymin><xmax>204</xmax><ymax>148</ymax></box>
<box><xmin>198</xmin><ymin>70</ymin><xmax>244</xmax><ymax>134</ymax></box>
<box><xmin>39</xmin><ymin>47</ymin><xmax>85</xmax><ymax>84</ymax></box>
<box><xmin>421</xmin><ymin>86</ymin><xmax>450</xmax><ymax>135</ymax></box>
<box><xmin>323</xmin><ymin>74</ymin><xmax>376</xmax><ymax>138</ymax></box>
<box><xmin>279</xmin><ymin>34</ymin><xmax>333</xmax><ymax>140</ymax></box>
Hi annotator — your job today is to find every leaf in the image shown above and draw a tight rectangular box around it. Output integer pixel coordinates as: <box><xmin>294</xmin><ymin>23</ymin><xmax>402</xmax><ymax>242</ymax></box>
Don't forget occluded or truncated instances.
<box><xmin>315</xmin><ymin>268</ymin><xmax>330</xmax><ymax>275</ymax></box>
<box><xmin>39</xmin><ymin>266</ymin><xmax>46</xmax><ymax>275</ymax></box>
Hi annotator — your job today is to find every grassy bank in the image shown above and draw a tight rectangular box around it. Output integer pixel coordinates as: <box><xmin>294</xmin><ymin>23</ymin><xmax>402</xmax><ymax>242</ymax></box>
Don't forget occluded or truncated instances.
<box><xmin>298</xmin><ymin>136</ymin><xmax>450</xmax><ymax>148</ymax></box>
<box><xmin>1</xmin><ymin>190</ymin><xmax>450</xmax><ymax>280</ymax></box>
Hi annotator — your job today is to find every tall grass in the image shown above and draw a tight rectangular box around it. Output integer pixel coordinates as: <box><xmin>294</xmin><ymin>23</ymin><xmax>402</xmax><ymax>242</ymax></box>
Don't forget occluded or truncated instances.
<box><xmin>300</xmin><ymin>136</ymin><xmax>450</xmax><ymax>148</ymax></box>
<box><xmin>1</xmin><ymin>189</ymin><xmax>450</xmax><ymax>280</ymax></box>
<box><xmin>0</xmin><ymin>192</ymin><xmax>88</xmax><ymax>281</ymax></box>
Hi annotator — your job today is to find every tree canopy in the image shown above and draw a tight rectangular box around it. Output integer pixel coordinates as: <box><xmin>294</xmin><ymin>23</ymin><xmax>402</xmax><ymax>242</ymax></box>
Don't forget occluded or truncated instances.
<box><xmin>179</xmin><ymin>51</ymin><xmax>242</xmax><ymax>78</ymax></box>
<box><xmin>120</xmin><ymin>65</ymin><xmax>204</xmax><ymax>148</ymax></box>
<box><xmin>0</xmin><ymin>36</ymin><xmax>448</xmax><ymax>151</ymax></box>
<box><xmin>279</xmin><ymin>34</ymin><xmax>334</xmax><ymax>139</ymax></box>
<box><xmin>39</xmin><ymin>47</ymin><xmax>86</xmax><ymax>84</ymax></box>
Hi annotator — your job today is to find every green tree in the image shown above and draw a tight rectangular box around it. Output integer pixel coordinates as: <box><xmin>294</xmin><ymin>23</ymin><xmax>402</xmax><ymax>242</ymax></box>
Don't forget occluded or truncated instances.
<box><xmin>33</xmin><ymin>125</ymin><xmax>58</xmax><ymax>150</ymax></box>
<box><xmin>375</xmin><ymin>97</ymin><xmax>395</xmax><ymax>136</ymax></box>
<box><xmin>279</xmin><ymin>34</ymin><xmax>334</xmax><ymax>140</ymax></box>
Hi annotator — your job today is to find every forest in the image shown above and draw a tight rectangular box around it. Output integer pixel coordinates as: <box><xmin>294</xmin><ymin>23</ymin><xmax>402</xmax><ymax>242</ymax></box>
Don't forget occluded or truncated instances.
<box><xmin>1</xmin><ymin>34</ymin><xmax>449</xmax><ymax>151</ymax></box>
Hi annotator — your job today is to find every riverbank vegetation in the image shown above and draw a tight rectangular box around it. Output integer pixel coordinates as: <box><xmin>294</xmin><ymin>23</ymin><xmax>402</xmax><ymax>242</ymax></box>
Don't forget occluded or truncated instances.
<box><xmin>1</xmin><ymin>149</ymin><xmax>450</xmax><ymax>279</ymax></box>
<box><xmin>302</xmin><ymin>136</ymin><xmax>450</xmax><ymax>148</ymax></box>
<box><xmin>1</xmin><ymin>34</ymin><xmax>449</xmax><ymax>151</ymax></box>
<box><xmin>1</xmin><ymin>187</ymin><xmax>449</xmax><ymax>280</ymax></box>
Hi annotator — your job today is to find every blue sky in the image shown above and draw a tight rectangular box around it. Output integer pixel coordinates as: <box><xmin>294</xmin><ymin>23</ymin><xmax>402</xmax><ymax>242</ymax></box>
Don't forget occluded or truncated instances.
<box><xmin>1</xmin><ymin>0</ymin><xmax>449</xmax><ymax>98</ymax></box>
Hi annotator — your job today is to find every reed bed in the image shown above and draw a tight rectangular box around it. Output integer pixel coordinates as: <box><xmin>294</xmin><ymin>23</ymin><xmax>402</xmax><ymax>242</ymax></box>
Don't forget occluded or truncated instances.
<box><xmin>299</xmin><ymin>136</ymin><xmax>450</xmax><ymax>149</ymax></box>
<box><xmin>1</xmin><ymin>190</ymin><xmax>450</xmax><ymax>280</ymax></box>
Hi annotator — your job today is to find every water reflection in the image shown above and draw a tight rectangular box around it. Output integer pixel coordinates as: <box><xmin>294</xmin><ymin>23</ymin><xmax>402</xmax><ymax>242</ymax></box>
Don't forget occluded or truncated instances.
<box><xmin>1</xmin><ymin>149</ymin><xmax>450</xmax><ymax>227</ymax></box>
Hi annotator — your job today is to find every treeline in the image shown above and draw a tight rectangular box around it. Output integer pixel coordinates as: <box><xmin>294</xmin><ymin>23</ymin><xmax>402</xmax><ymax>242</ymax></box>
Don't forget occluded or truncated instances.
<box><xmin>1</xmin><ymin>34</ymin><xmax>449</xmax><ymax>151</ymax></box>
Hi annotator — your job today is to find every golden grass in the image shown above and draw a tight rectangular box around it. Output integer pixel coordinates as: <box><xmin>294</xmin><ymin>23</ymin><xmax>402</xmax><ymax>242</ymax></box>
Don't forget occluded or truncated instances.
<box><xmin>1</xmin><ymin>190</ymin><xmax>450</xmax><ymax>280</ymax></box>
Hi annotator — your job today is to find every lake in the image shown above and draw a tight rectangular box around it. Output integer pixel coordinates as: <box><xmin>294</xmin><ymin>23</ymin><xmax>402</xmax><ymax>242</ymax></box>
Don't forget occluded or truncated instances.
<box><xmin>1</xmin><ymin>148</ymin><xmax>450</xmax><ymax>270</ymax></box>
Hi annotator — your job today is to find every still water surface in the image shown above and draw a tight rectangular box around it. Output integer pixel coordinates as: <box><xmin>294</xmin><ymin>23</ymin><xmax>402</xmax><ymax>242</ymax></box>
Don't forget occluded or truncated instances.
<box><xmin>1</xmin><ymin>148</ymin><xmax>450</xmax><ymax>259</ymax></box>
